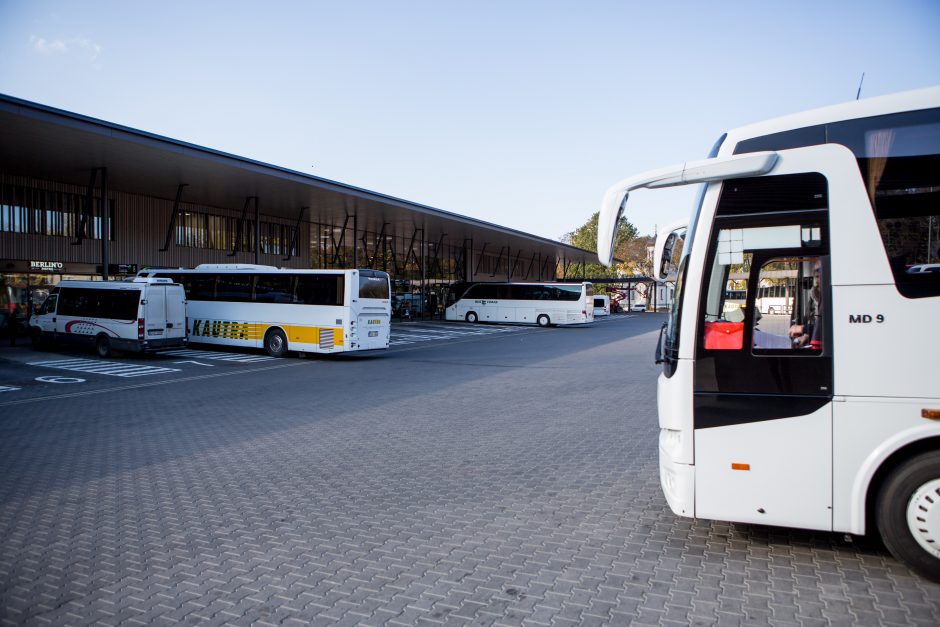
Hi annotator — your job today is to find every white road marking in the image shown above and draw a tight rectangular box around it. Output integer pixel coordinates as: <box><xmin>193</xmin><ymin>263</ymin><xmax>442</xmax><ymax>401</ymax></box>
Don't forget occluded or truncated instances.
<box><xmin>160</xmin><ymin>349</ymin><xmax>275</xmax><ymax>363</ymax></box>
<box><xmin>28</xmin><ymin>358</ymin><xmax>180</xmax><ymax>378</ymax></box>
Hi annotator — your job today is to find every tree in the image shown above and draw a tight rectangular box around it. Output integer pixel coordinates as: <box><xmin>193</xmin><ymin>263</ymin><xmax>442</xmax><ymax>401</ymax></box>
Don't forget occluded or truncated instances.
<box><xmin>561</xmin><ymin>212</ymin><xmax>647</xmax><ymax>279</ymax></box>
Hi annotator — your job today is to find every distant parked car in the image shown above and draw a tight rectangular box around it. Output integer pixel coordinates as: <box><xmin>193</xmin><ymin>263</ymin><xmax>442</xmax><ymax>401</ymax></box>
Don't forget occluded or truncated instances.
<box><xmin>630</xmin><ymin>303</ymin><xmax>647</xmax><ymax>312</ymax></box>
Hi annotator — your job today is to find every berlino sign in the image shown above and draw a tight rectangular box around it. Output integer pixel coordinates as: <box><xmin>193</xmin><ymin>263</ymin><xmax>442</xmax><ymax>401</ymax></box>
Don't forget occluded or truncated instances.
<box><xmin>30</xmin><ymin>261</ymin><xmax>64</xmax><ymax>272</ymax></box>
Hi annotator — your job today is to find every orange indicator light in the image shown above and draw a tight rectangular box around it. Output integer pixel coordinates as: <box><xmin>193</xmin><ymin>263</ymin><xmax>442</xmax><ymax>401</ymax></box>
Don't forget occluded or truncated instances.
<box><xmin>923</xmin><ymin>409</ymin><xmax>940</xmax><ymax>420</ymax></box>
<box><xmin>731</xmin><ymin>463</ymin><xmax>751</xmax><ymax>471</ymax></box>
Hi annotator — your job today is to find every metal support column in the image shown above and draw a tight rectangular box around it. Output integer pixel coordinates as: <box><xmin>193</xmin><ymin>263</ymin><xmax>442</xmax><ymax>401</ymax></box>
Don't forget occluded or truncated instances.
<box><xmin>474</xmin><ymin>242</ymin><xmax>488</xmax><ymax>278</ymax></box>
<box><xmin>353</xmin><ymin>213</ymin><xmax>358</xmax><ymax>268</ymax></box>
<box><xmin>254</xmin><ymin>197</ymin><xmax>261</xmax><ymax>265</ymax></box>
<box><xmin>160</xmin><ymin>183</ymin><xmax>188</xmax><ymax>251</ymax></box>
<box><xmin>100</xmin><ymin>168</ymin><xmax>109</xmax><ymax>280</ymax></box>
<box><xmin>283</xmin><ymin>206</ymin><xmax>307</xmax><ymax>262</ymax></box>
<box><xmin>420</xmin><ymin>234</ymin><xmax>426</xmax><ymax>319</ymax></box>
<box><xmin>73</xmin><ymin>168</ymin><xmax>99</xmax><ymax>245</ymax></box>
<box><xmin>229</xmin><ymin>197</ymin><xmax>254</xmax><ymax>257</ymax></box>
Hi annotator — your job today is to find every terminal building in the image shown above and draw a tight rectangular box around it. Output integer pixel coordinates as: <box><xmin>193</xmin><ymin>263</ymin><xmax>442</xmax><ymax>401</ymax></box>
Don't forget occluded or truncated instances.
<box><xmin>0</xmin><ymin>93</ymin><xmax>595</xmax><ymax>332</ymax></box>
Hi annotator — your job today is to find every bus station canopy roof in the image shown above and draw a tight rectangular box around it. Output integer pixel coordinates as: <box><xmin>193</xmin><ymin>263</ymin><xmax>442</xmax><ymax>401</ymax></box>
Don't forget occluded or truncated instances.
<box><xmin>0</xmin><ymin>93</ymin><xmax>595</xmax><ymax>266</ymax></box>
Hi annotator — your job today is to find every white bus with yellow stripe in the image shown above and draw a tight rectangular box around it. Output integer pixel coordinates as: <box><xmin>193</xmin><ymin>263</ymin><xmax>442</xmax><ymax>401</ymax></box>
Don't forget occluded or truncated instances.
<box><xmin>137</xmin><ymin>265</ymin><xmax>391</xmax><ymax>357</ymax></box>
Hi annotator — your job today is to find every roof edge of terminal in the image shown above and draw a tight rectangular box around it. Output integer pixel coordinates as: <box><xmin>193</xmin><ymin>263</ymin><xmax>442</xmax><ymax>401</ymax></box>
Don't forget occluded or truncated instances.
<box><xmin>0</xmin><ymin>92</ymin><xmax>596</xmax><ymax>258</ymax></box>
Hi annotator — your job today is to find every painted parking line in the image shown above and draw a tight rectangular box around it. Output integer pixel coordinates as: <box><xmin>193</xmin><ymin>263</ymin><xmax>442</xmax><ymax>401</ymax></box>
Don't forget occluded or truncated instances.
<box><xmin>390</xmin><ymin>323</ymin><xmax>528</xmax><ymax>345</ymax></box>
<box><xmin>0</xmin><ymin>385</ymin><xmax>21</xmax><ymax>393</ymax></box>
<box><xmin>159</xmin><ymin>349</ymin><xmax>275</xmax><ymax>363</ymax></box>
<box><xmin>28</xmin><ymin>358</ymin><xmax>181</xmax><ymax>378</ymax></box>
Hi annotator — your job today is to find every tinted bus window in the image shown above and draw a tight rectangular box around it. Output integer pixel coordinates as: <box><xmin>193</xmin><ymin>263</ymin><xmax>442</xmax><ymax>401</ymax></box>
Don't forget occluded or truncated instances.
<box><xmin>216</xmin><ymin>274</ymin><xmax>253</xmax><ymax>302</ymax></box>
<box><xmin>552</xmin><ymin>286</ymin><xmax>581</xmax><ymax>301</ymax></box>
<box><xmin>255</xmin><ymin>274</ymin><xmax>295</xmax><ymax>303</ymax></box>
<box><xmin>55</xmin><ymin>288</ymin><xmax>139</xmax><ymax>319</ymax></box>
<box><xmin>297</xmin><ymin>275</ymin><xmax>344</xmax><ymax>306</ymax></box>
<box><xmin>102</xmin><ymin>290</ymin><xmax>141</xmax><ymax>321</ymax></box>
<box><xmin>57</xmin><ymin>288</ymin><xmax>95</xmax><ymax>317</ymax></box>
<box><xmin>186</xmin><ymin>275</ymin><xmax>217</xmax><ymax>301</ymax></box>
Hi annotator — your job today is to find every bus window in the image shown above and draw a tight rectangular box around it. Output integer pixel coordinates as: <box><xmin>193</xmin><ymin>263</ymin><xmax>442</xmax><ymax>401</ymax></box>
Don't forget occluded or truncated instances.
<box><xmin>752</xmin><ymin>257</ymin><xmax>824</xmax><ymax>353</ymax></box>
<box><xmin>358</xmin><ymin>273</ymin><xmax>390</xmax><ymax>300</ymax></box>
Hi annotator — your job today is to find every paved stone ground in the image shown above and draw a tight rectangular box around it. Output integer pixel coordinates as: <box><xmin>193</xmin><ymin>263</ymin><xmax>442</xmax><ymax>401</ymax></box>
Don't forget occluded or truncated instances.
<box><xmin>1</xmin><ymin>315</ymin><xmax>938</xmax><ymax>626</ymax></box>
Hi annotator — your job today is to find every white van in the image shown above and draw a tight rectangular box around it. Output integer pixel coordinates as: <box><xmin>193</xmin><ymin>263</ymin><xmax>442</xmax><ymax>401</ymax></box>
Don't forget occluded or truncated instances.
<box><xmin>30</xmin><ymin>278</ymin><xmax>187</xmax><ymax>357</ymax></box>
<box><xmin>593</xmin><ymin>295</ymin><xmax>611</xmax><ymax>316</ymax></box>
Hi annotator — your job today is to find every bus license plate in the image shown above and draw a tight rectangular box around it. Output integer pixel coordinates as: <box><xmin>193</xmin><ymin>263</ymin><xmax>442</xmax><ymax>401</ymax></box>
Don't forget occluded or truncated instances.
<box><xmin>368</xmin><ymin>331</ymin><xmax>378</xmax><ymax>337</ymax></box>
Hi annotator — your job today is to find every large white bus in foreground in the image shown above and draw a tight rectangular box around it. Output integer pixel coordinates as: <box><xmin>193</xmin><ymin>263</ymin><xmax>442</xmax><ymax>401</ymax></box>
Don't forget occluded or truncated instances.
<box><xmin>444</xmin><ymin>281</ymin><xmax>594</xmax><ymax>326</ymax></box>
<box><xmin>137</xmin><ymin>265</ymin><xmax>391</xmax><ymax>356</ymax></box>
<box><xmin>598</xmin><ymin>87</ymin><xmax>940</xmax><ymax>580</ymax></box>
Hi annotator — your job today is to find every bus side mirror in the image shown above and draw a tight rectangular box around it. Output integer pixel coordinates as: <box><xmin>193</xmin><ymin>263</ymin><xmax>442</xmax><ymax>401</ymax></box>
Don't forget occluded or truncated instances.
<box><xmin>653</xmin><ymin>219</ymin><xmax>688</xmax><ymax>280</ymax></box>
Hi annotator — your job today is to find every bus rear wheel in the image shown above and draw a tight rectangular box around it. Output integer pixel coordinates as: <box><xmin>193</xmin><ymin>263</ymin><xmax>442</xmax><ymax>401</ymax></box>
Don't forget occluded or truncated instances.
<box><xmin>95</xmin><ymin>335</ymin><xmax>113</xmax><ymax>358</ymax></box>
<box><xmin>264</xmin><ymin>328</ymin><xmax>288</xmax><ymax>358</ymax></box>
<box><xmin>465</xmin><ymin>312</ymin><xmax>478</xmax><ymax>323</ymax></box>
<box><xmin>876</xmin><ymin>451</ymin><xmax>940</xmax><ymax>582</ymax></box>
<box><xmin>95</xmin><ymin>335</ymin><xmax>114</xmax><ymax>359</ymax></box>
<box><xmin>537</xmin><ymin>314</ymin><xmax>550</xmax><ymax>327</ymax></box>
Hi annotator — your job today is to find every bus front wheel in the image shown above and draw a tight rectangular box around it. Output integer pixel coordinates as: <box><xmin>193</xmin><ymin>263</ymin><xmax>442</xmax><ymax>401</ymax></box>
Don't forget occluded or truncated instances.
<box><xmin>264</xmin><ymin>328</ymin><xmax>289</xmax><ymax>358</ymax></box>
<box><xmin>876</xmin><ymin>451</ymin><xmax>940</xmax><ymax>582</ymax></box>
<box><xmin>537</xmin><ymin>314</ymin><xmax>550</xmax><ymax>327</ymax></box>
<box><xmin>465</xmin><ymin>312</ymin><xmax>478</xmax><ymax>323</ymax></box>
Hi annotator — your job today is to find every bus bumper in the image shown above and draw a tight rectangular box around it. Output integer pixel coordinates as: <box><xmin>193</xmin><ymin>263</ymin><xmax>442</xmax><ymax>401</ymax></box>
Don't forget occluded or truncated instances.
<box><xmin>659</xmin><ymin>438</ymin><xmax>695</xmax><ymax>518</ymax></box>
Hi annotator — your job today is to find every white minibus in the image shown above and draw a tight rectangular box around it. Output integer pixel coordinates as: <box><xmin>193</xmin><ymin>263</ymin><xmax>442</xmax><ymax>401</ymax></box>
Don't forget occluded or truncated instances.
<box><xmin>597</xmin><ymin>87</ymin><xmax>940</xmax><ymax>580</ymax></box>
<box><xmin>29</xmin><ymin>278</ymin><xmax>188</xmax><ymax>357</ymax></box>
<box><xmin>593</xmin><ymin>295</ymin><xmax>611</xmax><ymax>316</ymax></box>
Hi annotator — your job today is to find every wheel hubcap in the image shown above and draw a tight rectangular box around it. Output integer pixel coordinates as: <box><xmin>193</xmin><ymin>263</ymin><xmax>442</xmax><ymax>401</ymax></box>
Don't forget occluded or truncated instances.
<box><xmin>907</xmin><ymin>478</ymin><xmax>940</xmax><ymax>558</ymax></box>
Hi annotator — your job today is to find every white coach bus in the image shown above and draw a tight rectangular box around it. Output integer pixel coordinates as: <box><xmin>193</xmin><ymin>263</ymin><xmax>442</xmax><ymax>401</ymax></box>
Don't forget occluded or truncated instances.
<box><xmin>444</xmin><ymin>281</ymin><xmax>594</xmax><ymax>326</ymax></box>
<box><xmin>597</xmin><ymin>87</ymin><xmax>940</xmax><ymax>580</ymax></box>
<box><xmin>137</xmin><ymin>265</ymin><xmax>391</xmax><ymax>356</ymax></box>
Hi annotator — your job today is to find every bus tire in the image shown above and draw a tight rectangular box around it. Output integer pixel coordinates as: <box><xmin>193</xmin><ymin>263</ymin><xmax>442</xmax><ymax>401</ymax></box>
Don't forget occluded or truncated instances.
<box><xmin>31</xmin><ymin>328</ymin><xmax>45</xmax><ymax>350</ymax></box>
<box><xmin>876</xmin><ymin>451</ymin><xmax>940</xmax><ymax>582</ymax></box>
<box><xmin>95</xmin><ymin>334</ymin><xmax>113</xmax><ymax>358</ymax></box>
<box><xmin>537</xmin><ymin>314</ymin><xmax>550</xmax><ymax>327</ymax></box>
<box><xmin>264</xmin><ymin>328</ymin><xmax>288</xmax><ymax>358</ymax></box>
<box><xmin>465</xmin><ymin>312</ymin><xmax>478</xmax><ymax>323</ymax></box>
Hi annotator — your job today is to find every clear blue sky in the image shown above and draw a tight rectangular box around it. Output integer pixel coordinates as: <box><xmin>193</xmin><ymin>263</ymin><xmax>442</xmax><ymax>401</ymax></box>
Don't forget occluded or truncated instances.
<box><xmin>1</xmin><ymin>1</ymin><xmax>938</xmax><ymax>241</ymax></box>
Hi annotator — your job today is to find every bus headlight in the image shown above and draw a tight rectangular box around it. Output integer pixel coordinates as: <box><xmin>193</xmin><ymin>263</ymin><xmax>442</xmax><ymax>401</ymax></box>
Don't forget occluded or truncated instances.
<box><xmin>660</xmin><ymin>428</ymin><xmax>682</xmax><ymax>456</ymax></box>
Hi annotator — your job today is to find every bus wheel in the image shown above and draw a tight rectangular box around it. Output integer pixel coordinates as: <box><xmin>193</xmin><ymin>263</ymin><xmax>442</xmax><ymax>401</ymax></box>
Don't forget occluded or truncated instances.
<box><xmin>95</xmin><ymin>335</ymin><xmax>113</xmax><ymax>358</ymax></box>
<box><xmin>876</xmin><ymin>451</ymin><xmax>940</xmax><ymax>582</ymax></box>
<box><xmin>31</xmin><ymin>329</ymin><xmax>44</xmax><ymax>350</ymax></box>
<box><xmin>465</xmin><ymin>312</ymin><xmax>478</xmax><ymax>323</ymax></box>
<box><xmin>264</xmin><ymin>328</ymin><xmax>288</xmax><ymax>358</ymax></box>
<box><xmin>537</xmin><ymin>314</ymin><xmax>550</xmax><ymax>327</ymax></box>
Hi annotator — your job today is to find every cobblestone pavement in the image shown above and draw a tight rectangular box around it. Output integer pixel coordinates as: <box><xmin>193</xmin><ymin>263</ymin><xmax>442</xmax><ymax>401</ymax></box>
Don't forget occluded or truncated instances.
<box><xmin>1</xmin><ymin>315</ymin><xmax>938</xmax><ymax>626</ymax></box>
